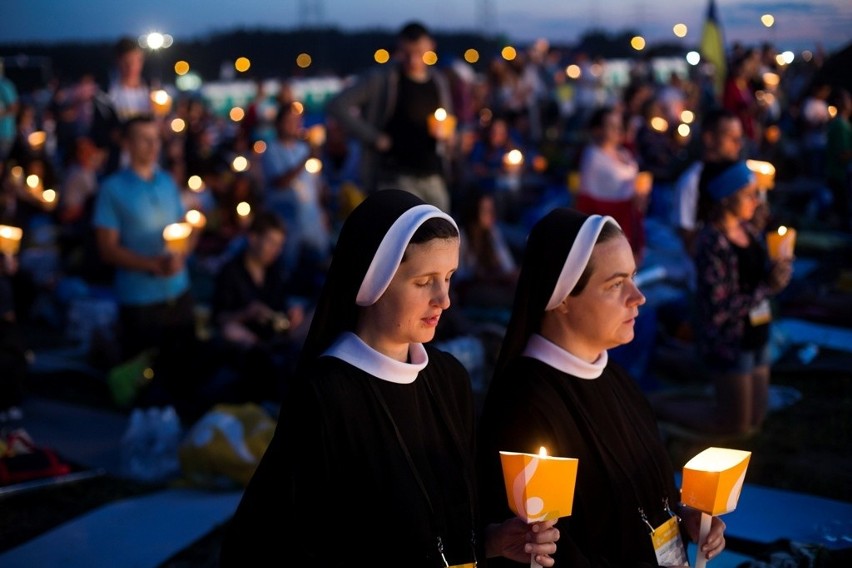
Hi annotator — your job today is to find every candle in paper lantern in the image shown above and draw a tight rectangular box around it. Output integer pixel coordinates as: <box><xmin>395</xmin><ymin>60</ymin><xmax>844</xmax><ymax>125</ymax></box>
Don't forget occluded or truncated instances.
<box><xmin>305</xmin><ymin>157</ymin><xmax>323</xmax><ymax>174</ymax></box>
<box><xmin>635</xmin><ymin>171</ymin><xmax>653</xmax><ymax>196</ymax></box>
<box><xmin>746</xmin><ymin>160</ymin><xmax>776</xmax><ymax>190</ymax></box>
<box><xmin>503</xmin><ymin>149</ymin><xmax>524</xmax><ymax>175</ymax></box>
<box><xmin>26</xmin><ymin>174</ymin><xmax>42</xmax><ymax>191</ymax></box>
<box><xmin>185</xmin><ymin>209</ymin><xmax>207</xmax><ymax>230</ymax></box>
<box><xmin>162</xmin><ymin>222</ymin><xmax>193</xmax><ymax>255</ymax></box>
<box><xmin>27</xmin><ymin>131</ymin><xmax>47</xmax><ymax>150</ymax></box>
<box><xmin>427</xmin><ymin>107</ymin><xmax>457</xmax><ymax>140</ymax></box>
<box><xmin>150</xmin><ymin>89</ymin><xmax>173</xmax><ymax>117</ymax></box>
<box><xmin>236</xmin><ymin>201</ymin><xmax>252</xmax><ymax>228</ymax></box>
<box><xmin>306</xmin><ymin>124</ymin><xmax>326</xmax><ymax>147</ymax></box>
<box><xmin>0</xmin><ymin>225</ymin><xmax>23</xmax><ymax>255</ymax></box>
<box><xmin>501</xmin><ymin>447</ymin><xmax>578</xmax><ymax>568</ymax></box>
<box><xmin>766</xmin><ymin>225</ymin><xmax>796</xmax><ymax>261</ymax></box>
<box><xmin>39</xmin><ymin>188</ymin><xmax>58</xmax><ymax>211</ymax></box>
<box><xmin>681</xmin><ymin>447</ymin><xmax>751</xmax><ymax>568</ymax></box>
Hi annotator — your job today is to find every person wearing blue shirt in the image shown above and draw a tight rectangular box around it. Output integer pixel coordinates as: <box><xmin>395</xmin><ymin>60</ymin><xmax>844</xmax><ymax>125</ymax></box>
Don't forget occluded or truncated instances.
<box><xmin>93</xmin><ymin>114</ymin><xmax>201</xmax><ymax>416</ymax></box>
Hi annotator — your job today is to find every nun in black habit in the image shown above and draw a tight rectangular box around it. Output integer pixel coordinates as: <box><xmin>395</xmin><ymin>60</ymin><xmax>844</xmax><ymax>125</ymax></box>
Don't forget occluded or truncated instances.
<box><xmin>220</xmin><ymin>189</ymin><xmax>559</xmax><ymax>567</ymax></box>
<box><xmin>476</xmin><ymin>208</ymin><xmax>728</xmax><ymax>567</ymax></box>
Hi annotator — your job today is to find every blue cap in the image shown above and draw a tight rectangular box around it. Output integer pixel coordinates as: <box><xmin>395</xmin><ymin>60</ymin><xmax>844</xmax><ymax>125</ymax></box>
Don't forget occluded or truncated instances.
<box><xmin>707</xmin><ymin>161</ymin><xmax>756</xmax><ymax>201</ymax></box>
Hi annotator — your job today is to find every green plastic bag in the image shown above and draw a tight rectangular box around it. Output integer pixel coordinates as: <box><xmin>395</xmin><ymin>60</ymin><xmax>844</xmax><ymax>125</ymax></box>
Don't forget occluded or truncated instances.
<box><xmin>107</xmin><ymin>349</ymin><xmax>157</xmax><ymax>407</ymax></box>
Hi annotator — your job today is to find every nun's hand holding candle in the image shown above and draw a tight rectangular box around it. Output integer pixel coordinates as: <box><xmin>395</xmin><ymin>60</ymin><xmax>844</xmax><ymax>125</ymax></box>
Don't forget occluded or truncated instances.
<box><xmin>477</xmin><ymin>207</ymin><xmax>728</xmax><ymax>566</ymax></box>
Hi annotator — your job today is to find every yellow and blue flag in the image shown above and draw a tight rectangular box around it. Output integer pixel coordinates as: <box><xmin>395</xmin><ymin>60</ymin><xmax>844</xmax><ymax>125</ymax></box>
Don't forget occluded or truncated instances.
<box><xmin>700</xmin><ymin>0</ymin><xmax>727</xmax><ymax>101</ymax></box>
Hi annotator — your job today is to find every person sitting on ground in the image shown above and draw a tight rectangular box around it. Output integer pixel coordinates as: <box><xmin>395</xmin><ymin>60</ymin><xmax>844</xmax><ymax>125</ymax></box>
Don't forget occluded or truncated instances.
<box><xmin>208</xmin><ymin>209</ymin><xmax>308</xmax><ymax>407</ymax></box>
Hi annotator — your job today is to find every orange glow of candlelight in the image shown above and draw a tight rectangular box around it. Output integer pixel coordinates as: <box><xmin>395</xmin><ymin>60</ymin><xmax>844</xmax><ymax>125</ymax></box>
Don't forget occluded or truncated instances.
<box><xmin>185</xmin><ymin>209</ymin><xmax>207</xmax><ymax>229</ymax></box>
<box><xmin>0</xmin><ymin>225</ymin><xmax>23</xmax><ymax>255</ymax></box>
<box><xmin>306</xmin><ymin>124</ymin><xmax>326</xmax><ymax>147</ymax></box>
<box><xmin>766</xmin><ymin>225</ymin><xmax>796</xmax><ymax>260</ymax></box>
<box><xmin>305</xmin><ymin>158</ymin><xmax>322</xmax><ymax>174</ymax></box>
<box><xmin>503</xmin><ymin>149</ymin><xmax>524</xmax><ymax>174</ymax></box>
<box><xmin>150</xmin><ymin>89</ymin><xmax>172</xmax><ymax>117</ymax></box>
<box><xmin>163</xmin><ymin>222</ymin><xmax>193</xmax><ymax>254</ymax></box>
<box><xmin>746</xmin><ymin>160</ymin><xmax>776</xmax><ymax>190</ymax></box>
<box><xmin>427</xmin><ymin>108</ymin><xmax>457</xmax><ymax>140</ymax></box>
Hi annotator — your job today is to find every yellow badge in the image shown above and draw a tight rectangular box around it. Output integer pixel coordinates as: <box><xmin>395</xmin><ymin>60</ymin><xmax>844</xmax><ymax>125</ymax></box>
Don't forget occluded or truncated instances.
<box><xmin>650</xmin><ymin>515</ymin><xmax>688</xmax><ymax>567</ymax></box>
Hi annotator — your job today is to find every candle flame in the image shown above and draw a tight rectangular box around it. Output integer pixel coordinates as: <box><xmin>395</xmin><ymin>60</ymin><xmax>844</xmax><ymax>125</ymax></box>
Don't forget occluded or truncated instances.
<box><xmin>778</xmin><ymin>226</ymin><xmax>788</xmax><ymax>236</ymax></box>
<box><xmin>163</xmin><ymin>222</ymin><xmax>192</xmax><ymax>240</ymax></box>
<box><xmin>505</xmin><ymin>149</ymin><xmax>524</xmax><ymax>165</ymax></box>
<box><xmin>539</xmin><ymin>446</ymin><xmax>548</xmax><ymax>457</ymax></box>
<box><xmin>305</xmin><ymin>157</ymin><xmax>322</xmax><ymax>174</ymax></box>
<box><xmin>746</xmin><ymin>160</ymin><xmax>775</xmax><ymax>176</ymax></box>
<box><xmin>185</xmin><ymin>209</ymin><xmax>206</xmax><ymax>228</ymax></box>
<box><xmin>0</xmin><ymin>225</ymin><xmax>23</xmax><ymax>240</ymax></box>
<box><xmin>434</xmin><ymin>107</ymin><xmax>447</xmax><ymax>121</ymax></box>
<box><xmin>151</xmin><ymin>89</ymin><xmax>170</xmax><ymax>105</ymax></box>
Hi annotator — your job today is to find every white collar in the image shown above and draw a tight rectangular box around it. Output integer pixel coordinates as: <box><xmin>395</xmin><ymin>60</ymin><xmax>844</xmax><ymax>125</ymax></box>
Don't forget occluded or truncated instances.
<box><xmin>522</xmin><ymin>333</ymin><xmax>607</xmax><ymax>379</ymax></box>
<box><xmin>322</xmin><ymin>332</ymin><xmax>429</xmax><ymax>384</ymax></box>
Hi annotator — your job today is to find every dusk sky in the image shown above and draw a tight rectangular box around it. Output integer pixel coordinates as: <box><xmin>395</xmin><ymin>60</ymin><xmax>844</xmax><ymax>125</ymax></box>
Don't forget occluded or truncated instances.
<box><xmin>1</xmin><ymin>0</ymin><xmax>850</xmax><ymax>54</ymax></box>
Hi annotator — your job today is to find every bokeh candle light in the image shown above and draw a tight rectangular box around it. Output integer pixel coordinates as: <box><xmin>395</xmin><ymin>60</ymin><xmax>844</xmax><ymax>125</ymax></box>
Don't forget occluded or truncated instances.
<box><xmin>305</xmin><ymin>157</ymin><xmax>323</xmax><ymax>174</ymax></box>
<box><xmin>236</xmin><ymin>201</ymin><xmax>252</xmax><ymax>228</ymax></box>
<box><xmin>503</xmin><ymin>149</ymin><xmax>524</xmax><ymax>174</ymax></box>
<box><xmin>746</xmin><ymin>160</ymin><xmax>776</xmax><ymax>190</ymax></box>
<box><xmin>185</xmin><ymin>209</ymin><xmax>207</xmax><ymax>230</ymax></box>
<box><xmin>162</xmin><ymin>222</ymin><xmax>193</xmax><ymax>254</ymax></box>
<box><xmin>150</xmin><ymin>89</ymin><xmax>173</xmax><ymax>117</ymax></box>
<box><xmin>427</xmin><ymin>107</ymin><xmax>457</xmax><ymax>140</ymax></box>
<box><xmin>766</xmin><ymin>225</ymin><xmax>796</xmax><ymax>260</ymax></box>
<box><xmin>0</xmin><ymin>225</ymin><xmax>23</xmax><ymax>255</ymax></box>
<box><xmin>306</xmin><ymin>124</ymin><xmax>326</xmax><ymax>147</ymax></box>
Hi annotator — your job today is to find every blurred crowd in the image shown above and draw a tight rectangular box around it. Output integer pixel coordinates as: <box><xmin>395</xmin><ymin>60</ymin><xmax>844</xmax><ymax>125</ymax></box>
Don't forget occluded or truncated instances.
<box><xmin>0</xmin><ymin>26</ymin><xmax>849</xmax><ymax>430</ymax></box>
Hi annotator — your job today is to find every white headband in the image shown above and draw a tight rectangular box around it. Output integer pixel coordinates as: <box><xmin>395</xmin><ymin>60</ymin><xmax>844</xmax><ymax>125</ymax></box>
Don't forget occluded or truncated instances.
<box><xmin>356</xmin><ymin>204</ymin><xmax>458</xmax><ymax>306</ymax></box>
<box><xmin>545</xmin><ymin>214</ymin><xmax>619</xmax><ymax>311</ymax></box>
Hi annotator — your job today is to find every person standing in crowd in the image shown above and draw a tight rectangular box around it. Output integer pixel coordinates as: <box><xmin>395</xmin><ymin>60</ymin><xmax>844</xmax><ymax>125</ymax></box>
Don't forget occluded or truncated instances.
<box><xmin>108</xmin><ymin>37</ymin><xmax>152</xmax><ymax>124</ymax></box>
<box><xmin>209</xmin><ymin>209</ymin><xmax>307</xmax><ymax>407</ymax></box>
<box><xmin>576</xmin><ymin>106</ymin><xmax>648</xmax><ymax>263</ymax></box>
<box><xmin>799</xmin><ymin>82</ymin><xmax>832</xmax><ymax>181</ymax></box>
<box><xmin>260</xmin><ymin>101</ymin><xmax>331</xmax><ymax>281</ymax></box>
<box><xmin>325</xmin><ymin>21</ymin><xmax>455</xmax><ymax>213</ymax></box>
<box><xmin>722</xmin><ymin>50</ymin><xmax>761</xmax><ymax>155</ymax></box>
<box><xmin>825</xmin><ymin>88</ymin><xmax>852</xmax><ymax>231</ymax></box>
<box><xmin>96</xmin><ymin>36</ymin><xmax>153</xmax><ymax>175</ymax></box>
<box><xmin>92</xmin><ymin>114</ymin><xmax>202</xmax><ymax>418</ymax></box>
<box><xmin>476</xmin><ymin>207</ymin><xmax>728</xmax><ymax>566</ymax></box>
<box><xmin>673</xmin><ymin>107</ymin><xmax>744</xmax><ymax>254</ymax></box>
<box><xmin>657</xmin><ymin>160</ymin><xmax>793</xmax><ymax>435</ymax></box>
<box><xmin>220</xmin><ymin>189</ymin><xmax>559</xmax><ymax>567</ymax></box>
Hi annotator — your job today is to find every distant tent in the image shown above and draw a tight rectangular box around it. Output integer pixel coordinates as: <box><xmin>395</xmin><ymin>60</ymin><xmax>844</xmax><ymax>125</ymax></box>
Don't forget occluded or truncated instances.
<box><xmin>700</xmin><ymin>0</ymin><xmax>727</xmax><ymax>101</ymax></box>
